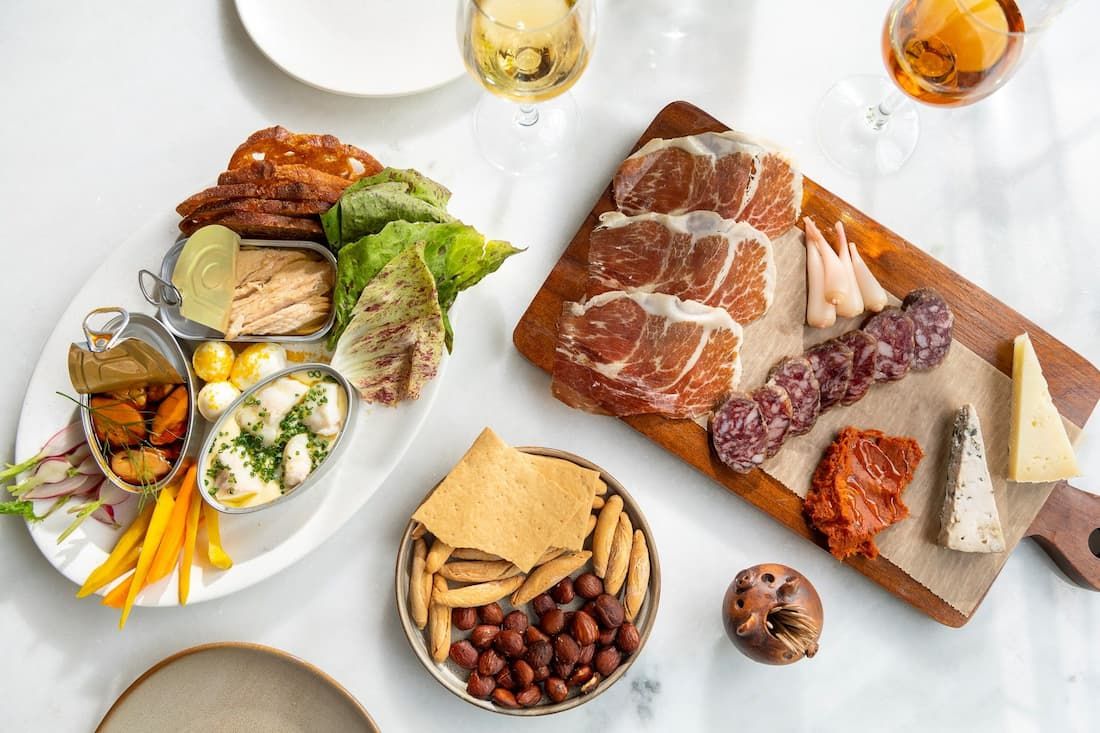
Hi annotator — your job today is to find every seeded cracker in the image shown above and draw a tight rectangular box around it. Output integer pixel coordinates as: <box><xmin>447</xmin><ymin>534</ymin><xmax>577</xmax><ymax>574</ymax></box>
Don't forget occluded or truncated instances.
<box><xmin>526</xmin><ymin>453</ymin><xmax>600</xmax><ymax>551</ymax></box>
<box><xmin>412</xmin><ymin>428</ymin><xmax>588</xmax><ymax>572</ymax></box>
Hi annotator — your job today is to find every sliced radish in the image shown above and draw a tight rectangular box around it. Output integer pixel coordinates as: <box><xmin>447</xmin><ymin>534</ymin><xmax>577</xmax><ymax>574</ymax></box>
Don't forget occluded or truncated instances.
<box><xmin>73</xmin><ymin>454</ymin><xmax>101</xmax><ymax>476</ymax></box>
<box><xmin>97</xmin><ymin>480</ymin><xmax>133</xmax><ymax>506</ymax></box>
<box><xmin>91</xmin><ymin>503</ymin><xmax>118</xmax><ymax>527</ymax></box>
<box><xmin>23</xmin><ymin>473</ymin><xmax>100</xmax><ymax>500</ymax></box>
<box><xmin>0</xmin><ymin>422</ymin><xmax>86</xmax><ymax>481</ymax></box>
<box><xmin>67</xmin><ymin>444</ymin><xmax>92</xmax><ymax>466</ymax></box>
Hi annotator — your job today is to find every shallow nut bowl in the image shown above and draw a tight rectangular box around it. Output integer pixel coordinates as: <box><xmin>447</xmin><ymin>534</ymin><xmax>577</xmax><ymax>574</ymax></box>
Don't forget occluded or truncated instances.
<box><xmin>197</xmin><ymin>363</ymin><xmax>358</xmax><ymax>515</ymax></box>
<box><xmin>395</xmin><ymin>447</ymin><xmax>662</xmax><ymax>716</ymax></box>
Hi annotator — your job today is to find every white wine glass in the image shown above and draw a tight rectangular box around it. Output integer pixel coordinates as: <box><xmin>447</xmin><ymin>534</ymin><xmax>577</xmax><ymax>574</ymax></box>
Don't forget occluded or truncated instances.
<box><xmin>458</xmin><ymin>0</ymin><xmax>597</xmax><ymax>174</ymax></box>
<box><xmin>817</xmin><ymin>0</ymin><xmax>1069</xmax><ymax>176</ymax></box>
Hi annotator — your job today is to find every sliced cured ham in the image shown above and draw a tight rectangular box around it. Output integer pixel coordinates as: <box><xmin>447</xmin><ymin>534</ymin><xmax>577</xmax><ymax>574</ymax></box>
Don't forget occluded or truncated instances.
<box><xmin>587</xmin><ymin>211</ymin><xmax>776</xmax><ymax>325</ymax></box>
<box><xmin>612</xmin><ymin>131</ymin><xmax>803</xmax><ymax>239</ymax></box>
<box><xmin>552</xmin><ymin>291</ymin><xmax>743</xmax><ymax>419</ymax></box>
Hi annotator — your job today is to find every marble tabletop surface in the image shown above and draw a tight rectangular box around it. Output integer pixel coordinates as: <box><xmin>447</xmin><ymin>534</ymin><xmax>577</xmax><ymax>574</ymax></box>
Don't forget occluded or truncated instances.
<box><xmin>1</xmin><ymin>1</ymin><xmax>1097</xmax><ymax>730</ymax></box>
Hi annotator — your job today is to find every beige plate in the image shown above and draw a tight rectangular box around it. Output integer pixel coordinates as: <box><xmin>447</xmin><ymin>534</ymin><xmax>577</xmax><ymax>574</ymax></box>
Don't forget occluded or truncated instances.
<box><xmin>97</xmin><ymin>642</ymin><xmax>379</xmax><ymax>732</ymax></box>
<box><xmin>395</xmin><ymin>446</ymin><xmax>662</xmax><ymax>716</ymax></box>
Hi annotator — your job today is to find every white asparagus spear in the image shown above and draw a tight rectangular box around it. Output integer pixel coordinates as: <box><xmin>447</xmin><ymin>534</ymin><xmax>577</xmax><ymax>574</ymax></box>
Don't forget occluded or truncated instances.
<box><xmin>803</xmin><ymin>217</ymin><xmax>848</xmax><ymax>305</ymax></box>
<box><xmin>833</xmin><ymin>221</ymin><xmax>864</xmax><ymax>318</ymax></box>
<box><xmin>848</xmin><ymin>240</ymin><xmax>888</xmax><ymax>312</ymax></box>
<box><xmin>805</xmin><ymin>232</ymin><xmax>837</xmax><ymax>328</ymax></box>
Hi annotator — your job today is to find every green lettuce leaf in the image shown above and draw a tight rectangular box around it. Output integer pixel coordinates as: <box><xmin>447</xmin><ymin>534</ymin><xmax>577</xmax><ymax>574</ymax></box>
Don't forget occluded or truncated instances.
<box><xmin>329</xmin><ymin>221</ymin><xmax>522</xmax><ymax>350</ymax></box>
<box><xmin>330</xmin><ymin>243</ymin><xmax>445</xmax><ymax>406</ymax></box>
<box><xmin>321</xmin><ymin>168</ymin><xmax>455</xmax><ymax>250</ymax></box>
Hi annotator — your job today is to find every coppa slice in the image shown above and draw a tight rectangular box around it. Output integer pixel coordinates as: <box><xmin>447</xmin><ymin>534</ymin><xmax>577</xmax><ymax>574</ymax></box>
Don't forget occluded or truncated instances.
<box><xmin>587</xmin><ymin>211</ymin><xmax>776</xmax><ymax>324</ymax></box>
<box><xmin>552</xmin><ymin>291</ymin><xmax>743</xmax><ymax>419</ymax></box>
<box><xmin>804</xmin><ymin>427</ymin><xmax>924</xmax><ymax>560</ymax></box>
<box><xmin>766</xmin><ymin>356</ymin><xmax>820</xmax><ymax>436</ymax></box>
<box><xmin>805</xmin><ymin>339</ymin><xmax>854</xmax><ymax>411</ymax></box>
<box><xmin>611</xmin><ymin>131</ymin><xmax>802</xmax><ymax>239</ymax></box>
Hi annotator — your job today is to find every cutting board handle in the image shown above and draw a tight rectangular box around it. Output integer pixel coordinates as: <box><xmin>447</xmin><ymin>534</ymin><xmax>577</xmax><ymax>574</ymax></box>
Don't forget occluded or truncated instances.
<box><xmin>1026</xmin><ymin>482</ymin><xmax>1100</xmax><ymax>591</ymax></box>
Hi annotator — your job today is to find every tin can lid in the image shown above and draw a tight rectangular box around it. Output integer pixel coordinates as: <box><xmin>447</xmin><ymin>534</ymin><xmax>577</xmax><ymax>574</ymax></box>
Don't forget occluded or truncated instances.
<box><xmin>171</xmin><ymin>225</ymin><xmax>240</xmax><ymax>334</ymax></box>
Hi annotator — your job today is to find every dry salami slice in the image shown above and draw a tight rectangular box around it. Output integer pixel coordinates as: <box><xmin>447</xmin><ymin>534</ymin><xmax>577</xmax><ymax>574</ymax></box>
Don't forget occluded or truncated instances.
<box><xmin>751</xmin><ymin>384</ymin><xmax>793</xmax><ymax>458</ymax></box>
<box><xmin>711</xmin><ymin>394</ymin><xmax>768</xmax><ymax>473</ymax></box>
<box><xmin>861</xmin><ymin>307</ymin><xmax>915</xmax><ymax>382</ymax></box>
<box><xmin>806</xmin><ymin>339</ymin><xmax>854</xmax><ymax>411</ymax></box>
<box><xmin>836</xmin><ymin>330</ymin><xmax>878</xmax><ymax>405</ymax></box>
<box><xmin>902</xmin><ymin>288</ymin><xmax>954</xmax><ymax>370</ymax></box>
<box><xmin>766</xmin><ymin>356</ymin><xmax>820</xmax><ymax>436</ymax></box>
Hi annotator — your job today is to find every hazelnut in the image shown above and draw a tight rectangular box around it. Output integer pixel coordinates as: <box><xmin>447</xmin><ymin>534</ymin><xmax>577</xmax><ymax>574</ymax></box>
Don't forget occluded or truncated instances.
<box><xmin>478</xmin><ymin>602</ymin><xmax>504</xmax><ymax>625</ymax></box>
<box><xmin>597</xmin><ymin>626</ymin><xmax>618</xmax><ymax>647</ymax></box>
<box><xmin>553</xmin><ymin>634</ymin><xmax>580</xmax><ymax>665</ymax></box>
<box><xmin>553</xmin><ymin>660</ymin><xmax>575</xmax><ymax>680</ymax></box>
<box><xmin>525</xmin><ymin>626</ymin><xmax>549</xmax><ymax>645</ymax></box>
<box><xmin>525</xmin><ymin>639</ymin><xmax>552</xmax><ymax>668</ymax></box>
<box><xmin>503</xmin><ymin>610</ymin><xmax>529</xmax><ymax>634</ymax></box>
<box><xmin>722</xmin><ymin>563</ymin><xmax>823</xmax><ymax>666</ymax></box>
<box><xmin>516</xmin><ymin>685</ymin><xmax>542</xmax><ymax>707</ymax></box>
<box><xmin>571</xmin><ymin>611</ymin><xmax>599</xmax><ymax>646</ymax></box>
<box><xmin>448</xmin><ymin>640</ymin><xmax>478</xmax><ymax>670</ymax></box>
<box><xmin>581</xmin><ymin>600</ymin><xmax>598</xmax><ymax>618</ymax></box>
<box><xmin>593</xmin><ymin>594</ymin><xmax>624</xmax><ymax>628</ymax></box>
<box><xmin>594</xmin><ymin>647</ymin><xmax>621</xmax><ymax>677</ymax></box>
<box><xmin>512</xmin><ymin>659</ymin><xmax>535</xmax><ymax>688</ymax></box>
<box><xmin>466</xmin><ymin>671</ymin><xmax>496</xmax><ymax>699</ymax></box>
<box><xmin>539</xmin><ymin>608</ymin><xmax>566</xmax><ymax>635</ymax></box>
<box><xmin>495</xmin><ymin>629</ymin><xmax>526</xmax><ymax>659</ymax></box>
<box><xmin>491</xmin><ymin>688</ymin><xmax>519</xmax><ymax>709</ymax></box>
<box><xmin>617</xmin><ymin>622</ymin><xmax>640</xmax><ymax>654</ymax></box>
<box><xmin>470</xmin><ymin>625</ymin><xmax>500</xmax><ymax>649</ymax></box>
<box><xmin>452</xmin><ymin>607</ymin><xmax>477</xmax><ymax>631</ymax></box>
<box><xmin>478</xmin><ymin>648</ymin><xmax>505</xmax><ymax>676</ymax></box>
<box><xmin>550</xmin><ymin>577</ymin><xmax>575</xmax><ymax>604</ymax></box>
<box><xmin>579</xmin><ymin>672</ymin><xmax>601</xmax><ymax>695</ymax></box>
<box><xmin>574</xmin><ymin>572</ymin><xmax>603</xmax><ymax>599</ymax></box>
<box><xmin>532</xmin><ymin>593</ymin><xmax>557</xmax><ymax>617</ymax></box>
<box><xmin>578</xmin><ymin>643</ymin><xmax>595</xmax><ymax>665</ymax></box>
<box><xmin>568</xmin><ymin>664</ymin><xmax>593</xmax><ymax>686</ymax></box>
<box><xmin>532</xmin><ymin>664</ymin><xmax>550</xmax><ymax>682</ymax></box>
<box><xmin>545</xmin><ymin>676</ymin><xmax>569</xmax><ymax>703</ymax></box>
<box><xmin>495</xmin><ymin>666</ymin><xmax>516</xmax><ymax>691</ymax></box>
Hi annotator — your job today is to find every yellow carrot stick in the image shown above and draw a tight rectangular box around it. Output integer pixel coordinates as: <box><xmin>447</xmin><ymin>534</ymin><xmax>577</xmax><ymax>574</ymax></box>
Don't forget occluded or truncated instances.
<box><xmin>147</xmin><ymin>465</ymin><xmax>197</xmax><ymax>584</ymax></box>
<box><xmin>77</xmin><ymin>502</ymin><xmax>154</xmax><ymax>598</ymax></box>
<box><xmin>102</xmin><ymin>574</ymin><xmax>133</xmax><ymax>609</ymax></box>
<box><xmin>81</xmin><ymin>545</ymin><xmax>140</xmax><ymax>599</ymax></box>
<box><xmin>202</xmin><ymin>501</ymin><xmax>232</xmax><ymax>570</ymax></box>
<box><xmin>118</xmin><ymin>483</ymin><xmax>178</xmax><ymax>629</ymax></box>
<box><xmin>178</xmin><ymin>485</ymin><xmax>202</xmax><ymax>605</ymax></box>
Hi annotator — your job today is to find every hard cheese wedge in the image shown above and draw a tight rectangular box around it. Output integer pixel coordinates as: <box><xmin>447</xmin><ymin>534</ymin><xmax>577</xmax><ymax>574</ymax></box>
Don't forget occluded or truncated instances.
<box><xmin>939</xmin><ymin>404</ymin><xmax>1005</xmax><ymax>553</ymax></box>
<box><xmin>1008</xmin><ymin>333</ymin><xmax>1079</xmax><ymax>482</ymax></box>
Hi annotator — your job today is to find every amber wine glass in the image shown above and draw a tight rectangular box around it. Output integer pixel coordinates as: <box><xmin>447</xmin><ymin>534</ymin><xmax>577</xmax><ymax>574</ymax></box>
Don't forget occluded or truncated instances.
<box><xmin>458</xmin><ymin>0</ymin><xmax>596</xmax><ymax>174</ymax></box>
<box><xmin>818</xmin><ymin>0</ymin><xmax>1069</xmax><ymax>175</ymax></box>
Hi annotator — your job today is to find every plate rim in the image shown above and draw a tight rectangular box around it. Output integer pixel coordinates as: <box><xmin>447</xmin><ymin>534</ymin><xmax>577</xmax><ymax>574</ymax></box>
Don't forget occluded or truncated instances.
<box><xmin>393</xmin><ymin>445</ymin><xmax>662</xmax><ymax>716</ymax></box>
<box><xmin>233</xmin><ymin>0</ymin><xmax>467</xmax><ymax>99</ymax></box>
<box><xmin>95</xmin><ymin>641</ymin><xmax>380</xmax><ymax>732</ymax></box>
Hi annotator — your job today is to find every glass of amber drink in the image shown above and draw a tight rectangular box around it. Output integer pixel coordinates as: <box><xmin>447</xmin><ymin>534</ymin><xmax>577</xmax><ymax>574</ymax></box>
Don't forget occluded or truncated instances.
<box><xmin>458</xmin><ymin>0</ymin><xmax>597</xmax><ymax>175</ymax></box>
<box><xmin>817</xmin><ymin>0</ymin><xmax>1069</xmax><ymax>175</ymax></box>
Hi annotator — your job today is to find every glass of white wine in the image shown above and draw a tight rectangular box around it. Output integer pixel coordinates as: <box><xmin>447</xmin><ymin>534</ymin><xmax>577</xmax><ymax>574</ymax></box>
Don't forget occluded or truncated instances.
<box><xmin>458</xmin><ymin>0</ymin><xmax>596</xmax><ymax>174</ymax></box>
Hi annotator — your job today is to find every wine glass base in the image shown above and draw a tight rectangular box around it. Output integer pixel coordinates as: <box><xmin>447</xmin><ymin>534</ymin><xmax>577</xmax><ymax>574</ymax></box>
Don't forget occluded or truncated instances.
<box><xmin>474</xmin><ymin>93</ymin><xmax>578</xmax><ymax>175</ymax></box>
<box><xmin>816</xmin><ymin>75</ymin><xmax>920</xmax><ymax>176</ymax></box>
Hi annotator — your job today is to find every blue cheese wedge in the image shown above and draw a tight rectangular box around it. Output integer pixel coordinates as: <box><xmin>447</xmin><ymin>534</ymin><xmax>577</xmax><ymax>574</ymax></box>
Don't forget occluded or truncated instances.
<box><xmin>939</xmin><ymin>404</ymin><xmax>1006</xmax><ymax>553</ymax></box>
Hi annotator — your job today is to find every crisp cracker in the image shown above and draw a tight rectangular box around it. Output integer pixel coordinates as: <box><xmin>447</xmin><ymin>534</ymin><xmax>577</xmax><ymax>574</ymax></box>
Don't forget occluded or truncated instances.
<box><xmin>526</xmin><ymin>454</ymin><xmax>600</xmax><ymax>551</ymax></box>
<box><xmin>412</xmin><ymin>429</ymin><xmax>584</xmax><ymax>572</ymax></box>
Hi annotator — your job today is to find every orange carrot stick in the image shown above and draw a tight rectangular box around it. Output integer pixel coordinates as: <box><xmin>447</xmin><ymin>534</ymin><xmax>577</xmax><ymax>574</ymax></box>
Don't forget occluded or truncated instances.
<box><xmin>178</xmin><ymin>484</ymin><xmax>203</xmax><ymax>605</ymax></box>
<box><xmin>102</xmin><ymin>574</ymin><xmax>133</xmax><ymax>609</ymax></box>
<box><xmin>147</xmin><ymin>464</ymin><xmax>197</xmax><ymax>584</ymax></box>
<box><xmin>118</xmin><ymin>481</ymin><xmax>178</xmax><ymax>629</ymax></box>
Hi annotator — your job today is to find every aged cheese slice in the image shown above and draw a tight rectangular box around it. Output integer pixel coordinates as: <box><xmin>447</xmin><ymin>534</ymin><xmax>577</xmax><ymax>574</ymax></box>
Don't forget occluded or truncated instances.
<box><xmin>1008</xmin><ymin>333</ymin><xmax>1079</xmax><ymax>482</ymax></box>
<box><xmin>939</xmin><ymin>404</ymin><xmax>1005</xmax><ymax>553</ymax></box>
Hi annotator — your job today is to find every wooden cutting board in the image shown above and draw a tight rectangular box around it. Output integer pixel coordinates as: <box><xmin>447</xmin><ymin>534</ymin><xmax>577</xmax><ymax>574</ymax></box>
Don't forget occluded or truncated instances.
<box><xmin>512</xmin><ymin>101</ymin><xmax>1100</xmax><ymax>627</ymax></box>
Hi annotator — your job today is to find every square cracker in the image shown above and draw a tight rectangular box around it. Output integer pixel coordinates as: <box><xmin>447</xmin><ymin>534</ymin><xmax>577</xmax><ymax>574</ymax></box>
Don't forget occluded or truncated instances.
<box><xmin>526</xmin><ymin>454</ymin><xmax>600</xmax><ymax>551</ymax></box>
<box><xmin>412</xmin><ymin>429</ymin><xmax>587</xmax><ymax>572</ymax></box>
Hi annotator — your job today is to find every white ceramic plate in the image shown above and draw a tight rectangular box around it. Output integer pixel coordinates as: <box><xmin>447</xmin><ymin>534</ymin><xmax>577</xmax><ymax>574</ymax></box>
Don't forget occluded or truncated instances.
<box><xmin>17</xmin><ymin>213</ymin><xmax>446</xmax><ymax>607</ymax></box>
<box><xmin>235</xmin><ymin>0</ymin><xmax>466</xmax><ymax>98</ymax></box>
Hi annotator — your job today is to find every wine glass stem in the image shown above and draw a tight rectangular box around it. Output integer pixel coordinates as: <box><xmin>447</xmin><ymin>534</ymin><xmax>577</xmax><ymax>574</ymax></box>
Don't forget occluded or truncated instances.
<box><xmin>515</xmin><ymin>104</ymin><xmax>540</xmax><ymax>128</ymax></box>
<box><xmin>866</xmin><ymin>89</ymin><xmax>906</xmax><ymax>132</ymax></box>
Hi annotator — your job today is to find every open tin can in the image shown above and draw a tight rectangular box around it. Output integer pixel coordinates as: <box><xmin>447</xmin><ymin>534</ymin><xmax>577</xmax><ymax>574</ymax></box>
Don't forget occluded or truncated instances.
<box><xmin>138</xmin><ymin>237</ymin><xmax>337</xmax><ymax>343</ymax></box>
<box><xmin>72</xmin><ymin>307</ymin><xmax>198</xmax><ymax>495</ymax></box>
<box><xmin>196</xmin><ymin>364</ymin><xmax>358</xmax><ymax>515</ymax></box>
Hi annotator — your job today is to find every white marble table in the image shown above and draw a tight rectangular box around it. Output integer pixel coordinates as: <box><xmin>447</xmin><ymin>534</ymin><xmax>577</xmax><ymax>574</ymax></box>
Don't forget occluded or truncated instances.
<box><xmin>1</xmin><ymin>1</ymin><xmax>1097</xmax><ymax>730</ymax></box>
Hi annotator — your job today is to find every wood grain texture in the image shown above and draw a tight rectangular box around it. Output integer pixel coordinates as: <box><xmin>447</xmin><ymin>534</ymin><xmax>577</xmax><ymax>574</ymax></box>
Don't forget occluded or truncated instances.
<box><xmin>1026</xmin><ymin>482</ymin><xmax>1100</xmax><ymax>591</ymax></box>
<box><xmin>512</xmin><ymin>101</ymin><xmax>1100</xmax><ymax>627</ymax></box>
